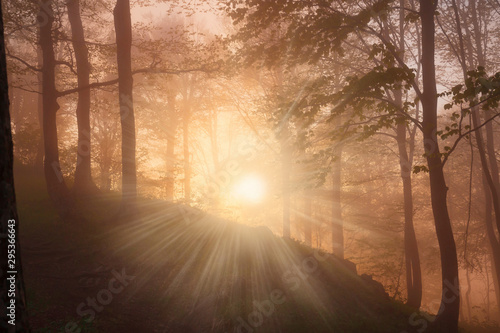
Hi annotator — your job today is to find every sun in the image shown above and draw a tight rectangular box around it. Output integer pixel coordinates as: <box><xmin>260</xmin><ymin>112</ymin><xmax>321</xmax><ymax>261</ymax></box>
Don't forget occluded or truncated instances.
<box><xmin>232</xmin><ymin>174</ymin><xmax>266</xmax><ymax>204</ymax></box>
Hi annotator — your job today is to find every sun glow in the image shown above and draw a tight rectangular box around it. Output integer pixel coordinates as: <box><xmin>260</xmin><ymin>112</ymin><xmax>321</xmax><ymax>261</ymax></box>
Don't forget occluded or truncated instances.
<box><xmin>232</xmin><ymin>174</ymin><xmax>266</xmax><ymax>204</ymax></box>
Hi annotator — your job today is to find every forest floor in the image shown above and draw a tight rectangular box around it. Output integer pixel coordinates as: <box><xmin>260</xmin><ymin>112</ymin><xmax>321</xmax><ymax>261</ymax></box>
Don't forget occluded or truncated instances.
<box><xmin>14</xmin><ymin>163</ymin><xmax>499</xmax><ymax>333</ymax></box>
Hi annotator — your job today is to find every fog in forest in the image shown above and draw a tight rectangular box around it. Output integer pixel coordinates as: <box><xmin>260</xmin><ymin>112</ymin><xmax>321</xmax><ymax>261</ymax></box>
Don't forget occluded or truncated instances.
<box><xmin>1</xmin><ymin>0</ymin><xmax>500</xmax><ymax>332</ymax></box>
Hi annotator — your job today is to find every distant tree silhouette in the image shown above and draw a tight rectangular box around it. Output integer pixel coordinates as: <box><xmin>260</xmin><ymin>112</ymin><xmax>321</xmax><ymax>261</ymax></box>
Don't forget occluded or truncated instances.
<box><xmin>39</xmin><ymin>0</ymin><xmax>74</xmax><ymax>219</ymax></box>
<box><xmin>67</xmin><ymin>0</ymin><xmax>98</xmax><ymax>196</ymax></box>
<box><xmin>114</xmin><ymin>0</ymin><xmax>137</xmax><ymax>211</ymax></box>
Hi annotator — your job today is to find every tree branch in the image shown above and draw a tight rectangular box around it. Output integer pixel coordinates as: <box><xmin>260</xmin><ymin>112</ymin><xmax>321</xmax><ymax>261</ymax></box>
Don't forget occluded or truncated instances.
<box><xmin>57</xmin><ymin>64</ymin><xmax>219</xmax><ymax>97</ymax></box>
<box><xmin>442</xmin><ymin>110</ymin><xmax>500</xmax><ymax>166</ymax></box>
<box><xmin>6</xmin><ymin>51</ymin><xmax>41</xmax><ymax>72</ymax></box>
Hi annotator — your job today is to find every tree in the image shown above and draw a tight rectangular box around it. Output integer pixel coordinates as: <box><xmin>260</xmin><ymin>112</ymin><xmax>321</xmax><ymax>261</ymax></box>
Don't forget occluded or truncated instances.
<box><xmin>419</xmin><ymin>1</ymin><xmax>459</xmax><ymax>329</ymax></box>
<box><xmin>67</xmin><ymin>0</ymin><xmax>97</xmax><ymax>196</ymax></box>
<box><xmin>114</xmin><ymin>0</ymin><xmax>137</xmax><ymax>211</ymax></box>
<box><xmin>0</xmin><ymin>0</ymin><xmax>30</xmax><ymax>330</ymax></box>
<box><xmin>394</xmin><ymin>0</ymin><xmax>422</xmax><ymax>310</ymax></box>
<box><xmin>39</xmin><ymin>0</ymin><xmax>74</xmax><ymax>220</ymax></box>
<box><xmin>443</xmin><ymin>0</ymin><xmax>500</xmax><ymax>320</ymax></box>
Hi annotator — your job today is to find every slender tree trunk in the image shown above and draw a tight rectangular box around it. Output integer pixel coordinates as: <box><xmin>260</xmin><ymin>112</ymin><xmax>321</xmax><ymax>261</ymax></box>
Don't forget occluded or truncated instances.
<box><xmin>0</xmin><ymin>1</ymin><xmax>30</xmax><ymax>329</ymax></box>
<box><xmin>331</xmin><ymin>145</ymin><xmax>343</xmax><ymax>258</ymax></box>
<box><xmin>476</xmin><ymin>117</ymin><xmax>500</xmax><ymax>316</ymax></box>
<box><xmin>114</xmin><ymin>0</ymin><xmax>136</xmax><ymax>210</ymax></box>
<box><xmin>465</xmin><ymin>264</ymin><xmax>472</xmax><ymax>321</ymax></box>
<box><xmin>394</xmin><ymin>0</ymin><xmax>422</xmax><ymax>309</ymax></box>
<box><xmin>67</xmin><ymin>0</ymin><xmax>96</xmax><ymax>196</ymax></box>
<box><xmin>489</xmin><ymin>248</ymin><xmax>500</xmax><ymax>319</ymax></box>
<box><xmin>39</xmin><ymin>0</ymin><xmax>73</xmax><ymax>219</ymax></box>
<box><xmin>397</xmin><ymin>120</ymin><xmax>422</xmax><ymax>309</ymax></box>
<box><xmin>485</xmin><ymin>255</ymin><xmax>491</xmax><ymax>321</ymax></box>
<box><xmin>303</xmin><ymin>191</ymin><xmax>312</xmax><ymax>247</ymax></box>
<box><xmin>484</xmin><ymin>110</ymin><xmax>500</xmax><ymax>315</ymax></box>
<box><xmin>469</xmin><ymin>0</ymin><xmax>500</xmax><ymax>311</ymax></box>
<box><xmin>183</xmin><ymin>100</ymin><xmax>191</xmax><ymax>204</ymax></box>
<box><xmin>420</xmin><ymin>1</ymin><xmax>460</xmax><ymax>331</ymax></box>
<box><xmin>210</xmin><ymin>111</ymin><xmax>220</xmax><ymax>170</ymax></box>
<box><xmin>165</xmin><ymin>90</ymin><xmax>177</xmax><ymax>201</ymax></box>
<box><xmin>452</xmin><ymin>0</ymin><xmax>500</xmax><ymax>319</ymax></box>
<box><xmin>281</xmin><ymin>124</ymin><xmax>291</xmax><ymax>239</ymax></box>
<box><xmin>34</xmin><ymin>43</ymin><xmax>44</xmax><ymax>171</ymax></box>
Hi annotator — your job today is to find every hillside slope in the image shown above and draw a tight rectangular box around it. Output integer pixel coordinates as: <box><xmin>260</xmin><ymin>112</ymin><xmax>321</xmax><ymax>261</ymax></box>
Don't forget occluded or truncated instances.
<box><xmin>14</xmin><ymin>164</ymin><xmax>427</xmax><ymax>333</ymax></box>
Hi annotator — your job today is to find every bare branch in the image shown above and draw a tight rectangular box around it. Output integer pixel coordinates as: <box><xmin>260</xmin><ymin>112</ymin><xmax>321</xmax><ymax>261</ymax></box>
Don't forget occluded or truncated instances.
<box><xmin>6</xmin><ymin>51</ymin><xmax>41</xmax><ymax>72</ymax></box>
<box><xmin>442</xmin><ymin>110</ymin><xmax>500</xmax><ymax>166</ymax></box>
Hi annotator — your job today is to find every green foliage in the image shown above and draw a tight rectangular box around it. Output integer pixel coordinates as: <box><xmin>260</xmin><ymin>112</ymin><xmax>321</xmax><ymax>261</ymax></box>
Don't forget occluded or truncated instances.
<box><xmin>413</xmin><ymin>165</ymin><xmax>429</xmax><ymax>174</ymax></box>
<box><xmin>444</xmin><ymin>67</ymin><xmax>500</xmax><ymax>111</ymax></box>
<box><xmin>225</xmin><ymin>0</ymin><xmax>396</xmax><ymax>68</ymax></box>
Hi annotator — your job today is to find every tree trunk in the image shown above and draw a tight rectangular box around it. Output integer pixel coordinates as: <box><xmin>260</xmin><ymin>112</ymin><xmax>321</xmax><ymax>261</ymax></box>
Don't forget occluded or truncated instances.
<box><xmin>0</xmin><ymin>1</ymin><xmax>31</xmax><ymax>328</ymax></box>
<box><xmin>34</xmin><ymin>43</ymin><xmax>44</xmax><ymax>171</ymax></box>
<box><xmin>397</xmin><ymin>120</ymin><xmax>422</xmax><ymax>309</ymax></box>
<box><xmin>39</xmin><ymin>0</ymin><xmax>73</xmax><ymax>219</ymax></box>
<box><xmin>303</xmin><ymin>191</ymin><xmax>312</xmax><ymax>247</ymax></box>
<box><xmin>281</xmin><ymin>124</ymin><xmax>291</xmax><ymax>239</ymax></box>
<box><xmin>475</xmin><ymin>113</ymin><xmax>500</xmax><ymax>317</ymax></box>
<box><xmin>331</xmin><ymin>145</ymin><xmax>343</xmax><ymax>258</ymax></box>
<box><xmin>183</xmin><ymin>100</ymin><xmax>191</xmax><ymax>204</ymax></box>
<box><xmin>465</xmin><ymin>264</ymin><xmax>472</xmax><ymax>321</ymax></box>
<box><xmin>469</xmin><ymin>0</ymin><xmax>500</xmax><ymax>312</ymax></box>
<box><xmin>165</xmin><ymin>90</ymin><xmax>177</xmax><ymax>201</ymax></box>
<box><xmin>420</xmin><ymin>1</ymin><xmax>460</xmax><ymax>331</ymax></box>
<box><xmin>114</xmin><ymin>0</ymin><xmax>137</xmax><ymax>210</ymax></box>
<box><xmin>67</xmin><ymin>0</ymin><xmax>96</xmax><ymax>196</ymax></box>
<box><xmin>485</xmin><ymin>254</ymin><xmax>491</xmax><ymax>321</ymax></box>
<box><xmin>394</xmin><ymin>0</ymin><xmax>422</xmax><ymax>309</ymax></box>
<box><xmin>484</xmin><ymin>109</ymin><xmax>500</xmax><ymax>315</ymax></box>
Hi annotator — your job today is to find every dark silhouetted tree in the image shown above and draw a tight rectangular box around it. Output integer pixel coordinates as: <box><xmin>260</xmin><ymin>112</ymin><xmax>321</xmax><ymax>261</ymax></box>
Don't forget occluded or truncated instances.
<box><xmin>114</xmin><ymin>0</ymin><xmax>137</xmax><ymax>211</ymax></box>
<box><xmin>0</xmin><ymin>0</ymin><xmax>30</xmax><ymax>330</ymax></box>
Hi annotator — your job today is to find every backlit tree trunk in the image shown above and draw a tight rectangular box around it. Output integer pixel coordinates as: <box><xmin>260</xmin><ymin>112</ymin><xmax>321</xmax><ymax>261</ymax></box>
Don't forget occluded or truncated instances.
<box><xmin>67</xmin><ymin>0</ymin><xmax>96</xmax><ymax>196</ymax></box>
<box><xmin>183</xmin><ymin>96</ymin><xmax>191</xmax><ymax>204</ymax></box>
<box><xmin>395</xmin><ymin>1</ymin><xmax>421</xmax><ymax>308</ymax></box>
<box><xmin>454</xmin><ymin>0</ymin><xmax>500</xmax><ymax>317</ymax></box>
<box><xmin>420</xmin><ymin>1</ymin><xmax>460</xmax><ymax>330</ymax></box>
<box><xmin>483</xmin><ymin>113</ymin><xmax>500</xmax><ymax>314</ymax></box>
<box><xmin>396</xmin><ymin>120</ymin><xmax>422</xmax><ymax>309</ymax></box>
<box><xmin>470</xmin><ymin>0</ymin><xmax>500</xmax><ymax>312</ymax></box>
<box><xmin>331</xmin><ymin>145</ymin><xmax>343</xmax><ymax>258</ymax></box>
<box><xmin>165</xmin><ymin>90</ymin><xmax>177</xmax><ymax>201</ymax></box>
<box><xmin>281</xmin><ymin>123</ymin><xmax>291</xmax><ymax>239</ymax></box>
<box><xmin>303</xmin><ymin>191</ymin><xmax>312</xmax><ymax>246</ymax></box>
<box><xmin>114</xmin><ymin>0</ymin><xmax>137</xmax><ymax>210</ymax></box>
<box><xmin>39</xmin><ymin>0</ymin><xmax>73</xmax><ymax>219</ymax></box>
<box><xmin>34</xmin><ymin>44</ymin><xmax>44</xmax><ymax>171</ymax></box>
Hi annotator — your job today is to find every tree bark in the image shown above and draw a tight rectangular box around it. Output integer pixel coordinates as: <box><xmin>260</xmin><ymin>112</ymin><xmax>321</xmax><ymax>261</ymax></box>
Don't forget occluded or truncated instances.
<box><xmin>473</xmin><ymin>111</ymin><xmax>500</xmax><ymax>316</ymax></box>
<box><xmin>396</xmin><ymin>119</ymin><xmax>422</xmax><ymax>309</ymax></box>
<box><xmin>420</xmin><ymin>1</ymin><xmax>460</xmax><ymax>331</ymax></box>
<box><xmin>331</xmin><ymin>145</ymin><xmax>343</xmax><ymax>258</ymax></box>
<box><xmin>183</xmin><ymin>97</ymin><xmax>191</xmax><ymax>204</ymax></box>
<box><xmin>394</xmin><ymin>0</ymin><xmax>422</xmax><ymax>310</ymax></box>
<box><xmin>67</xmin><ymin>0</ymin><xmax>97</xmax><ymax>196</ymax></box>
<box><xmin>39</xmin><ymin>0</ymin><xmax>73</xmax><ymax>219</ymax></box>
<box><xmin>114</xmin><ymin>0</ymin><xmax>137</xmax><ymax>210</ymax></box>
<box><xmin>34</xmin><ymin>43</ymin><xmax>44</xmax><ymax>172</ymax></box>
<box><xmin>281</xmin><ymin>123</ymin><xmax>291</xmax><ymax>239</ymax></box>
<box><xmin>165</xmin><ymin>90</ymin><xmax>177</xmax><ymax>201</ymax></box>
<box><xmin>483</xmin><ymin>93</ymin><xmax>500</xmax><ymax>321</ymax></box>
<box><xmin>0</xmin><ymin>0</ymin><xmax>30</xmax><ymax>328</ymax></box>
<box><xmin>303</xmin><ymin>191</ymin><xmax>312</xmax><ymax>247</ymax></box>
<box><xmin>447</xmin><ymin>0</ymin><xmax>500</xmax><ymax>319</ymax></box>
